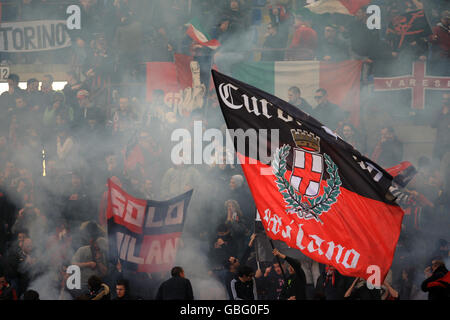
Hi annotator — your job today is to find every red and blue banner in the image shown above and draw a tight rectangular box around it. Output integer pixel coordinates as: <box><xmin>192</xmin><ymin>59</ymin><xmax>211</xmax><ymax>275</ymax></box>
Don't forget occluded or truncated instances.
<box><xmin>107</xmin><ymin>179</ymin><xmax>193</xmax><ymax>273</ymax></box>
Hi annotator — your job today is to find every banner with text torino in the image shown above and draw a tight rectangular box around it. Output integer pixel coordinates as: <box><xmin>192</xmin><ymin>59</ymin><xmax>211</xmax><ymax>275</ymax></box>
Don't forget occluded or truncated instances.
<box><xmin>0</xmin><ymin>20</ymin><xmax>71</xmax><ymax>52</ymax></box>
<box><xmin>106</xmin><ymin>179</ymin><xmax>193</xmax><ymax>273</ymax></box>
<box><xmin>212</xmin><ymin>70</ymin><xmax>405</xmax><ymax>281</ymax></box>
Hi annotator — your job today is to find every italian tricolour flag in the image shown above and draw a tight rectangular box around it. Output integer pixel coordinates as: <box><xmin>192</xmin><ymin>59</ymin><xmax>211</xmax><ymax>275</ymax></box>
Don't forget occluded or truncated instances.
<box><xmin>305</xmin><ymin>0</ymin><xmax>371</xmax><ymax>15</ymax></box>
<box><xmin>231</xmin><ymin>60</ymin><xmax>363</xmax><ymax>126</ymax></box>
<box><xmin>185</xmin><ymin>18</ymin><xmax>221</xmax><ymax>50</ymax></box>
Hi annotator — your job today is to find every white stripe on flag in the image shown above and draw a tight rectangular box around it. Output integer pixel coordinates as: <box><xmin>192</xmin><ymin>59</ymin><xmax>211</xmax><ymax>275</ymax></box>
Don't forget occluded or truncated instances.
<box><xmin>306</xmin><ymin>0</ymin><xmax>350</xmax><ymax>15</ymax></box>
<box><xmin>190</xmin><ymin>25</ymin><xmax>209</xmax><ymax>43</ymax></box>
<box><xmin>274</xmin><ymin>61</ymin><xmax>320</xmax><ymax>108</ymax></box>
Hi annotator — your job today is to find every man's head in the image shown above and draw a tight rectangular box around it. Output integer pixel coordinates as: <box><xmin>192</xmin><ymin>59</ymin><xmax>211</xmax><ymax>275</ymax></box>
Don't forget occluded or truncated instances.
<box><xmin>431</xmin><ymin>257</ymin><xmax>445</xmax><ymax>272</ymax></box>
<box><xmin>267</xmin><ymin>23</ymin><xmax>277</xmax><ymax>36</ymax></box>
<box><xmin>15</xmin><ymin>97</ymin><xmax>26</xmax><ymax>109</ymax></box>
<box><xmin>171</xmin><ymin>266</ymin><xmax>185</xmax><ymax>278</ymax></box>
<box><xmin>22</xmin><ymin>237</ymin><xmax>33</xmax><ymax>255</ymax></box>
<box><xmin>53</xmin><ymin>91</ymin><xmax>65</xmax><ymax>107</ymax></box>
<box><xmin>76</xmin><ymin>90</ymin><xmax>90</xmax><ymax>107</ymax></box>
<box><xmin>355</xmin><ymin>6</ymin><xmax>369</xmax><ymax>21</ymax></box>
<box><xmin>17</xmin><ymin>230</ymin><xmax>28</xmax><ymax>248</ymax></box>
<box><xmin>230</xmin><ymin>0</ymin><xmax>239</xmax><ymax>11</ymax></box>
<box><xmin>272</xmin><ymin>262</ymin><xmax>283</xmax><ymax>275</ymax></box>
<box><xmin>119</xmin><ymin>97</ymin><xmax>129</xmax><ymax>112</ymax></box>
<box><xmin>165</xmin><ymin>111</ymin><xmax>177</xmax><ymax>124</ymax></box>
<box><xmin>7</xmin><ymin>74</ymin><xmax>19</xmax><ymax>88</ymax></box>
<box><xmin>229</xmin><ymin>174</ymin><xmax>243</xmax><ymax>190</ymax></box>
<box><xmin>27</xmin><ymin>78</ymin><xmax>39</xmax><ymax>92</ymax></box>
<box><xmin>115</xmin><ymin>279</ymin><xmax>129</xmax><ymax>298</ymax></box>
<box><xmin>380</xmin><ymin>126</ymin><xmax>395</xmax><ymax>142</ymax></box>
<box><xmin>237</xmin><ymin>265</ymin><xmax>254</xmax><ymax>282</ymax></box>
<box><xmin>314</xmin><ymin>88</ymin><xmax>328</xmax><ymax>105</ymax></box>
<box><xmin>0</xmin><ymin>272</ymin><xmax>7</xmax><ymax>289</ymax></box>
<box><xmin>324</xmin><ymin>25</ymin><xmax>337</xmax><ymax>40</ymax></box>
<box><xmin>42</xmin><ymin>74</ymin><xmax>53</xmax><ymax>90</ymax></box>
<box><xmin>84</xmin><ymin>221</ymin><xmax>102</xmax><ymax>244</ymax></box>
<box><xmin>431</xmin><ymin>260</ymin><xmax>445</xmax><ymax>273</ymax></box>
<box><xmin>440</xmin><ymin>10</ymin><xmax>449</xmax><ymax>27</ymax></box>
<box><xmin>326</xmin><ymin>265</ymin><xmax>336</xmax><ymax>274</ymax></box>
<box><xmin>66</xmin><ymin>71</ymin><xmax>79</xmax><ymax>84</ymax></box>
<box><xmin>342</xmin><ymin>124</ymin><xmax>354</xmax><ymax>140</ymax></box>
<box><xmin>226</xmin><ymin>256</ymin><xmax>240</xmax><ymax>272</ymax></box>
<box><xmin>287</xmin><ymin>259</ymin><xmax>301</xmax><ymax>275</ymax></box>
<box><xmin>80</xmin><ymin>0</ymin><xmax>93</xmax><ymax>10</ymax></box>
<box><xmin>219</xmin><ymin>19</ymin><xmax>230</xmax><ymax>32</ymax></box>
<box><xmin>287</xmin><ymin>86</ymin><xmax>301</xmax><ymax>104</ymax></box>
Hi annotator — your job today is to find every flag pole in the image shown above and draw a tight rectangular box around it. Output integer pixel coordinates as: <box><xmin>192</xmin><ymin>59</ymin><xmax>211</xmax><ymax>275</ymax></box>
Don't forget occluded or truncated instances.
<box><xmin>269</xmin><ymin>238</ymin><xmax>287</xmax><ymax>283</ymax></box>
<box><xmin>253</xmin><ymin>216</ymin><xmax>261</xmax><ymax>271</ymax></box>
<box><xmin>255</xmin><ymin>208</ymin><xmax>287</xmax><ymax>281</ymax></box>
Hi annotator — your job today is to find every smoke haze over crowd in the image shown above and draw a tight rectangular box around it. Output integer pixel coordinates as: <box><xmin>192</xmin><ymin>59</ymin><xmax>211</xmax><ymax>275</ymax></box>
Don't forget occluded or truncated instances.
<box><xmin>0</xmin><ymin>0</ymin><xmax>448</xmax><ymax>302</ymax></box>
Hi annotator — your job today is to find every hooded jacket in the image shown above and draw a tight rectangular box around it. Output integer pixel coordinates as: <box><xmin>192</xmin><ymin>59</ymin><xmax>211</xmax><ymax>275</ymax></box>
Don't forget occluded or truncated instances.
<box><xmin>421</xmin><ymin>265</ymin><xmax>450</xmax><ymax>300</ymax></box>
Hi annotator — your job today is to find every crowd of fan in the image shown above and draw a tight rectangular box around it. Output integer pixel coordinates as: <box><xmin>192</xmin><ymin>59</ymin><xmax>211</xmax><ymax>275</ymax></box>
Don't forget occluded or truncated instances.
<box><xmin>0</xmin><ymin>0</ymin><xmax>449</xmax><ymax>300</ymax></box>
<box><xmin>0</xmin><ymin>1</ymin><xmax>448</xmax><ymax>79</ymax></box>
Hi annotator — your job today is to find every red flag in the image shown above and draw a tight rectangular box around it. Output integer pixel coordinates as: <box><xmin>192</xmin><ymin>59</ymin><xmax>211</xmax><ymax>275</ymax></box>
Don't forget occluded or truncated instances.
<box><xmin>146</xmin><ymin>62</ymin><xmax>178</xmax><ymax>103</ymax></box>
<box><xmin>145</xmin><ymin>54</ymin><xmax>193</xmax><ymax>103</ymax></box>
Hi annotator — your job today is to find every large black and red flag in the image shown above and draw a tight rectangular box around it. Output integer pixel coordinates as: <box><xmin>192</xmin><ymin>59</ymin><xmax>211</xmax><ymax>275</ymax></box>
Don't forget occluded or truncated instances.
<box><xmin>106</xmin><ymin>179</ymin><xmax>193</xmax><ymax>273</ymax></box>
<box><xmin>212</xmin><ymin>70</ymin><xmax>406</xmax><ymax>281</ymax></box>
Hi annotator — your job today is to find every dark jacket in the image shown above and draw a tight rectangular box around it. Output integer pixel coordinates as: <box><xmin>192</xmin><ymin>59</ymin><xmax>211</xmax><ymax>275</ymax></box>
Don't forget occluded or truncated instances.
<box><xmin>230</xmin><ymin>276</ymin><xmax>257</xmax><ymax>300</ymax></box>
<box><xmin>421</xmin><ymin>265</ymin><xmax>450</xmax><ymax>300</ymax></box>
<box><xmin>261</xmin><ymin>32</ymin><xmax>288</xmax><ymax>61</ymax></box>
<box><xmin>279</xmin><ymin>256</ymin><xmax>307</xmax><ymax>300</ymax></box>
<box><xmin>345</xmin><ymin>281</ymin><xmax>381</xmax><ymax>300</ymax></box>
<box><xmin>263</xmin><ymin>269</ymin><xmax>285</xmax><ymax>300</ymax></box>
<box><xmin>292</xmin><ymin>98</ymin><xmax>314</xmax><ymax>116</ymax></box>
<box><xmin>113</xmin><ymin>292</ymin><xmax>137</xmax><ymax>300</ymax></box>
<box><xmin>312</xmin><ymin>100</ymin><xmax>349</xmax><ymax>131</ymax></box>
<box><xmin>377</xmin><ymin>138</ymin><xmax>404</xmax><ymax>169</ymax></box>
<box><xmin>155</xmin><ymin>276</ymin><xmax>194</xmax><ymax>300</ymax></box>
<box><xmin>0</xmin><ymin>282</ymin><xmax>18</xmax><ymax>300</ymax></box>
<box><xmin>315</xmin><ymin>269</ymin><xmax>350</xmax><ymax>300</ymax></box>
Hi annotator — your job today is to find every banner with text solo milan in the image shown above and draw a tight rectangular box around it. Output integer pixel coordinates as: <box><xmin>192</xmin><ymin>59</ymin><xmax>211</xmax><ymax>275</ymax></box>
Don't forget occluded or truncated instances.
<box><xmin>212</xmin><ymin>70</ymin><xmax>405</xmax><ymax>281</ymax></box>
<box><xmin>107</xmin><ymin>179</ymin><xmax>193</xmax><ymax>273</ymax></box>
